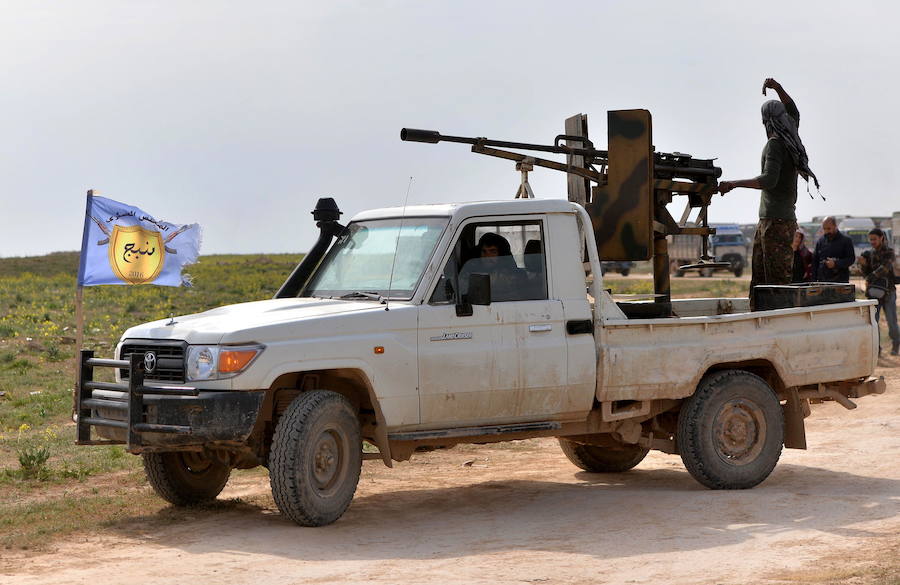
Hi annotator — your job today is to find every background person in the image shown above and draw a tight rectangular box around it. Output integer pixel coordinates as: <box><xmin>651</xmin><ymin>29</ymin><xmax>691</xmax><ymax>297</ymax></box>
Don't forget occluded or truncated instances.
<box><xmin>859</xmin><ymin>228</ymin><xmax>899</xmax><ymax>356</ymax></box>
<box><xmin>717</xmin><ymin>78</ymin><xmax>819</xmax><ymax>306</ymax></box>
<box><xmin>791</xmin><ymin>230</ymin><xmax>813</xmax><ymax>282</ymax></box>
<box><xmin>812</xmin><ymin>217</ymin><xmax>855</xmax><ymax>282</ymax></box>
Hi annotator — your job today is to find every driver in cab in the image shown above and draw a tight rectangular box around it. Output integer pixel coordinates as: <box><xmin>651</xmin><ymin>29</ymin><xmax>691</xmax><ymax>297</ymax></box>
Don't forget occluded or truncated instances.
<box><xmin>459</xmin><ymin>232</ymin><xmax>519</xmax><ymax>301</ymax></box>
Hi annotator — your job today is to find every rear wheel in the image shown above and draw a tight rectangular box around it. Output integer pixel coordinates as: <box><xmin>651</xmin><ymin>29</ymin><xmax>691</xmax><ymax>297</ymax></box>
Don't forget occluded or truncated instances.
<box><xmin>677</xmin><ymin>370</ymin><xmax>784</xmax><ymax>489</ymax></box>
<box><xmin>558</xmin><ymin>438</ymin><xmax>649</xmax><ymax>472</ymax></box>
<box><xmin>143</xmin><ymin>451</ymin><xmax>231</xmax><ymax>505</ymax></box>
<box><xmin>269</xmin><ymin>390</ymin><xmax>362</xmax><ymax>526</ymax></box>
<box><xmin>620</xmin><ymin>268</ymin><xmax>631</xmax><ymax>277</ymax></box>
<box><xmin>733</xmin><ymin>266</ymin><xmax>744</xmax><ymax>277</ymax></box>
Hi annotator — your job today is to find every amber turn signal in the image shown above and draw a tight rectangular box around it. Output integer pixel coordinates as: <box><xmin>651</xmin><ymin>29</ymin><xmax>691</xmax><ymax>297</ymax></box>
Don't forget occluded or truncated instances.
<box><xmin>219</xmin><ymin>349</ymin><xmax>261</xmax><ymax>373</ymax></box>
<box><xmin>374</xmin><ymin>346</ymin><xmax>385</xmax><ymax>354</ymax></box>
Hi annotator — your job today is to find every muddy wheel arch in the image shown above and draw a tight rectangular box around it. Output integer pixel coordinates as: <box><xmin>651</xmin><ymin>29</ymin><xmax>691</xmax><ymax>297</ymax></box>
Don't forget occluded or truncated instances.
<box><xmin>256</xmin><ymin>368</ymin><xmax>393</xmax><ymax>467</ymax></box>
<box><xmin>700</xmin><ymin>359</ymin><xmax>809</xmax><ymax>450</ymax></box>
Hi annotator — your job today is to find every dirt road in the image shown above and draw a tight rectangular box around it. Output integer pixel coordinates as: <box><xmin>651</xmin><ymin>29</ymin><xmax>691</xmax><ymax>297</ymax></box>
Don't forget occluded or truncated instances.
<box><xmin>5</xmin><ymin>364</ymin><xmax>899</xmax><ymax>585</ymax></box>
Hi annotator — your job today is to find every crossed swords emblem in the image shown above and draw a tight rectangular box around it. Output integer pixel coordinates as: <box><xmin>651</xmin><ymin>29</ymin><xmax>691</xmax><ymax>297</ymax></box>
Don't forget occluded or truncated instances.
<box><xmin>90</xmin><ymin>215</ymin><xmax>188</xmax><ymax>254</ymax></box>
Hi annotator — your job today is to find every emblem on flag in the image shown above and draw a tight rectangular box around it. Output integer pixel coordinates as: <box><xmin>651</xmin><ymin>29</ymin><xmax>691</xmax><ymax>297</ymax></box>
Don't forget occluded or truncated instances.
<box><xmin>109</xmin><ymin>225</ymin><xmax>165</xmax><ymax>284</ymax></box>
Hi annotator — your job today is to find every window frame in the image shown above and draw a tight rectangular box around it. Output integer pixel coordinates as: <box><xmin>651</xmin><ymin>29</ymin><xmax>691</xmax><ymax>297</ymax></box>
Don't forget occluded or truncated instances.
<box><xmin>425</xmin><ymin>214</ymin><xmax>551</xmax><ymax>306</ymax></box>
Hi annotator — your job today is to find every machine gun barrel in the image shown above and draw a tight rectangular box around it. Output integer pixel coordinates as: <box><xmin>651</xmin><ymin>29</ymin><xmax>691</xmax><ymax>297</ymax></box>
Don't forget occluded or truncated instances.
<box><xmin>400</xmin><ymin>128</ymin><xmax>607</xmax><ymax>159</ymax></box>
<box><xmin>401</xmin><ymin>128</ymin><xmax>720</xmax><ymax>180</ymax></box>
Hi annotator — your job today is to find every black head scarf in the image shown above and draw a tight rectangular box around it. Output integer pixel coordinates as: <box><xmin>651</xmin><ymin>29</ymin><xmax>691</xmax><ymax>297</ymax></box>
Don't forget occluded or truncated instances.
<box><xmin>761</xmin><ymin>100</ymin><xmax>821</xmax><ymax>193</ymax></box>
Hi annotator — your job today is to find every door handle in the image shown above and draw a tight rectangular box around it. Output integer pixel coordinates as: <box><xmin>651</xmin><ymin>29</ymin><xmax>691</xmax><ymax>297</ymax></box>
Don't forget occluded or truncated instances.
<box><xmin>528</xmin><ymin>324</ymin><xmax>552</xmax><ymax>332</ymax></box>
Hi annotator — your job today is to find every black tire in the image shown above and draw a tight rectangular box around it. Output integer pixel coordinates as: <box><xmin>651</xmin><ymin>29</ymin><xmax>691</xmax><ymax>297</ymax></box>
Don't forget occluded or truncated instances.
<box><xmin>675</xmin><ymin>269</ymin><xmax>685</xmax><ymax>278</ymax></box>
<box><xmin>558</xmin><ymin>438</ymin><xmax>649</xmax><ymax>472</ymax></box>
<box><xmin>620</xmin><ymin>269</ymin><xmax>631</xmax><ymax>277</ymax></box>
<box><xmin>677</xmin><ymin>370</ymin><xmax>784</xmax><ymax>490</ymax></box>
<box><xmin>733</xmin><ymin>266</ymin><xmax>744</xmax><ymax>278</ymax></box>
<box><xmin>269</xmin><ymin>390</ymin><xmax>361</xmax><ymax>527</ymax></box>
<box><xmin>142</xmin><ymin>451</ymin><xmax>231</xmax><ymax>505</ymax></box>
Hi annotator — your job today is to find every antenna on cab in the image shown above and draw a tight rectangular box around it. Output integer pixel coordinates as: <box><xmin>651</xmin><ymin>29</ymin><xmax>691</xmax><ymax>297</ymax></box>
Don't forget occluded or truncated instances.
<box><xmin>385</xmin><ymin>176</ymin><xmax>414</xmax><ymax>311</ymax></box>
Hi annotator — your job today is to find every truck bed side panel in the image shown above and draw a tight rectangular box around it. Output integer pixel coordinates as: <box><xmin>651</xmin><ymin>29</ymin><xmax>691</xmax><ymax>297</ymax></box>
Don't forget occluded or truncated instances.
<box><xmin>598</xmin><ymin>302</ymin><xmax>877</xmax><ymax>402</ymax></box>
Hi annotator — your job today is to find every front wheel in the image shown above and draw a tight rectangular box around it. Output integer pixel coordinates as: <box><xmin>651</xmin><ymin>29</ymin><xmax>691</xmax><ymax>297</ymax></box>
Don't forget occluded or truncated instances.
<box><xmin>269</xmin><ymin>390</ymin><xmax>362</xmax><ymax>526</ymax></box>
<box><xmin>677</xmin><ymin>370</ymin><xmax>784</xmax><ymax>490</ymax></box>
<box><xmin>558</xmin><ymin>438</ymin><xmax>649</xmax><ymax>472</ymax></box>
<box><xmin>733</xmin><ymin>266</ymin><xmax>744</xmax><ymax>277</ymax></box>
<box><xmin>143</xmin><ymin>451</ymin><xmax>232</xmax><ymax>505</ymax></box>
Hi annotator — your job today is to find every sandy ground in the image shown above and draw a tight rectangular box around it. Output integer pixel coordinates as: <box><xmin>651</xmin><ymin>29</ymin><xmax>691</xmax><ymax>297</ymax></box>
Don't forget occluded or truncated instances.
<box><xmin>4</xmin><ymin>363</ymin><xmax>899</xmax><ymax>585</ymax></box>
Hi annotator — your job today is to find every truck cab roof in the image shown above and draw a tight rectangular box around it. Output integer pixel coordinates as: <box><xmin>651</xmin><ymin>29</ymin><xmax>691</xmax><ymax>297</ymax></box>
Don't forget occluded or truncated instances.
<box><xmin>351</xmin><ymin>198</ymin><xmax>578</xmax><ymax>222</ymax></box>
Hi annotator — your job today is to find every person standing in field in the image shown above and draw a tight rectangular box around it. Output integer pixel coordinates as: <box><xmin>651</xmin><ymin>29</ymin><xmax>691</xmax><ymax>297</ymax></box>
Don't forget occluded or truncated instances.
<box><xmin>717</xmin><ymin>78</ymin><xmax>820</xmax><ymax>308</ymax></box>
<box><xmin>859</xmin><ymin>228</ymin><xmax>899</xmax><ymax>356</ymax></box>
<box><xmin>812</xmin><ymin>217</ymin><xmax>855</xmax><ymax>282</ymax></box>
<box><xmin>791</xmin><ymin>230</ymin><xmax>813</xmax><ymax>282</ymax></box>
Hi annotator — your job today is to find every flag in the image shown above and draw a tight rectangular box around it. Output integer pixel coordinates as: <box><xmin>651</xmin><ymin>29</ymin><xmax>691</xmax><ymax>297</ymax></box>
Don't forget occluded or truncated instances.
<box><xmin>76</xmin><ymin>192</ymin><xmax>201</xmax><ymax>287</ymax></box>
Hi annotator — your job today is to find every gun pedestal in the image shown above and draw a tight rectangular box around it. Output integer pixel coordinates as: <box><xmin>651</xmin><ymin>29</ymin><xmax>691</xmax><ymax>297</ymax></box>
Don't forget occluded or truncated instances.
<box><xmin>515</xmin><ymin>158</ymin><xmax>535</xmax><ymax>199</ymax></box>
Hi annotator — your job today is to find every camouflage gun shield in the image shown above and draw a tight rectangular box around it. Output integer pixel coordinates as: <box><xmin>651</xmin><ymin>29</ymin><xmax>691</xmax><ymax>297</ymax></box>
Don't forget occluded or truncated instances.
<box><xmin>587</xmin><ymin>109</ymin><xmax>654</xmax><ymax>261</ymax></box>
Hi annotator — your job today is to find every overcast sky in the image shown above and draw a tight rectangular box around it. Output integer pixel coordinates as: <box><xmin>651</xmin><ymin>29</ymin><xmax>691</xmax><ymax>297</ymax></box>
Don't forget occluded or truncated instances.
<box><xmin>1</xmin><ymin>0</ymin><xmax>898</xmax><ymax>257</ymax></box>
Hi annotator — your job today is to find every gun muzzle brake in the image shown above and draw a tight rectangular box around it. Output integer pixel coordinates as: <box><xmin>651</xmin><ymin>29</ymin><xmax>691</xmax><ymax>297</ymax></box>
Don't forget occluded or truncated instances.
<box><xmin>400</xmin><ymin>128</ymin><xmax>442</xmax><ymax>144</ymax></box>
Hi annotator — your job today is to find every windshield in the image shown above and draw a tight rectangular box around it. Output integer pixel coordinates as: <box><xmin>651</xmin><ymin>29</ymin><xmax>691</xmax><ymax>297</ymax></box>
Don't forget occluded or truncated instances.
<box><xmin>712</xmin><ymin>234</ymin><xmax>743</xmax><ymax>245</ymax></box>
<box><xmin>303</xmin><ymin>217</ymin><xmax>448</xmax><ymax>300</ymax></box>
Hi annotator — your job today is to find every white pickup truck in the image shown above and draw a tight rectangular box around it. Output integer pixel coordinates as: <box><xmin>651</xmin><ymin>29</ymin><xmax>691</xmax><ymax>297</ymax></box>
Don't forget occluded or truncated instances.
<box><xmin>77</xmin><ymin>197</ymin><xmax>885</xmax><ymax>526</ymax></box>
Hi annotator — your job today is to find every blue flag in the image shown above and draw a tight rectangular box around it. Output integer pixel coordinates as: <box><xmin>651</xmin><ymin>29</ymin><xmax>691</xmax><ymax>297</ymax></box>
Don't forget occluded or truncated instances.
<box><xmin>77</xmin><ymin>193</ymin><xmax>201</xmax><ymax>287</ymax></box>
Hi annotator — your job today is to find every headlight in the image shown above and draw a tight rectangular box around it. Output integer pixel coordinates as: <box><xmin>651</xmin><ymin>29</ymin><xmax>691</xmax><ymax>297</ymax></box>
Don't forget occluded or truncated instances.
<box><xmin>185</xmin><ymin>344</ymin><xmax>264</xmax><ymax>381</ymax></box>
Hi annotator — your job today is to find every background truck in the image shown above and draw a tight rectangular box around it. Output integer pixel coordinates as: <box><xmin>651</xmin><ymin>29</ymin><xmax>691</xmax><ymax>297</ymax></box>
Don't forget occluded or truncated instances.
<box><xmin>669</xmin><ymin>224</ymin><xmax>746</xmax><ymax>277</ymax></box>
<box><xmin>708</xmin><ymin>224</ymin><xmax>748</xmax><ymax>277</ymax></box>
<box><xmin>839</xmin><ymin>217</ymin><xmax>876</xmax><ymax>275</ymax></box>
<box><xmin>76</xmin><ymin>113</ymin><xmax>886</xmax><ymax>527</ymax></box>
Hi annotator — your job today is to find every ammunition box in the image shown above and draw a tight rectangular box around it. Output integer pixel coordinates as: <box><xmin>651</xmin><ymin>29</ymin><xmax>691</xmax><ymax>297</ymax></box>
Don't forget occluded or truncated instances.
<box><xmin>753</xmin><ymin>282</ymin><xmax>856</xmax><ymax>311</ymax></box>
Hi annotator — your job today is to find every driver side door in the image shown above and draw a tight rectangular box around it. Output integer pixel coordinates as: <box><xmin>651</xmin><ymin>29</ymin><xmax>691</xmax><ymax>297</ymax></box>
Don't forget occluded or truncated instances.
<box><xmin>416</xmin><ymin>216</ymin><xmax>569</xmax><ymax>427</ymax></box>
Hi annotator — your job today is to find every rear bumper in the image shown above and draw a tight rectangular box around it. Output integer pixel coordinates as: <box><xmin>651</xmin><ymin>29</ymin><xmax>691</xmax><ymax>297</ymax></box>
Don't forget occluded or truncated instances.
<box><xmin>797</xmin><ymin>376</ymin><xmax>886</xmax><ymax>410</ymax></box>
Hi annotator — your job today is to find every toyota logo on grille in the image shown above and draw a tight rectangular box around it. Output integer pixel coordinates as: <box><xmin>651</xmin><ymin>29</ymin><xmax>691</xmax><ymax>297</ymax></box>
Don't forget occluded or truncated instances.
<box><xmin>143</xmin><ymin>351</ymin><xmax>157</xmax><ymax>373</ymax></box>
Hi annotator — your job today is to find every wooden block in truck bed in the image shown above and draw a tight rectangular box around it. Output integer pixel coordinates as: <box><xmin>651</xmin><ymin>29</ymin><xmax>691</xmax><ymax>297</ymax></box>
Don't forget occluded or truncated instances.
<box><xmin>752</xmin><ymin>282</ymin><xmax>856</xmax><ymax>311</ymax></box>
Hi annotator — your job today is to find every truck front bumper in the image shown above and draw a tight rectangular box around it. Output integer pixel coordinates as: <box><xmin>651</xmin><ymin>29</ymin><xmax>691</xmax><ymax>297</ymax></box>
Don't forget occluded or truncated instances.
<box><xmin>76</xmin><ymin>350</ymin><xmax>264</xmax><ymax>453</ymax></box>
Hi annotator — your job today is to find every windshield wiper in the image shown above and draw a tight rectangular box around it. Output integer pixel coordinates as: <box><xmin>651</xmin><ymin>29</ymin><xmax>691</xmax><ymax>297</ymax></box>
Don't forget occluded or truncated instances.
<box><xmin>338</xmin><ymin>291</ymin><xmax>385</xmax><ymax>302</ymax></box>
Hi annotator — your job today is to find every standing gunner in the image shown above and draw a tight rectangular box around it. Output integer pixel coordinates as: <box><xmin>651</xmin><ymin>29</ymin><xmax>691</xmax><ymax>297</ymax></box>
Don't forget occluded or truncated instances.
<box><xmin>717</xmin><ymin>78</ymin><xmax>820</xmax><ymax>308</ymax></box>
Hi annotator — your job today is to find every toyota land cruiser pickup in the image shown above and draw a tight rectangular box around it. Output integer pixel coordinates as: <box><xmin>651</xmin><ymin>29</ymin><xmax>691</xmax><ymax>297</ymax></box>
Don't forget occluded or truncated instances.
<box><xmin>76</xmin><ymin>197</ymin><xmax>885</xmax><ymax>526</ymax></box>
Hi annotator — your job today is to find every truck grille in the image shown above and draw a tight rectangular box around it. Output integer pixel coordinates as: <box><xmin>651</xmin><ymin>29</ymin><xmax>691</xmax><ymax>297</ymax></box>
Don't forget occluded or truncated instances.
<box><xmin>120</xmin><ymin>342</ymin><xmax>186</xmax><ymax>383</ymax></box>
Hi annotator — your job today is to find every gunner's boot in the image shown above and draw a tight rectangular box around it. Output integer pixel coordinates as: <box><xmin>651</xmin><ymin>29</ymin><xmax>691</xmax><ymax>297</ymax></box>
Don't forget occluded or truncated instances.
<box><xmin>891</xmin><ymin>341</ymin><xmax>899</xmax><ymax>356</ymax></box>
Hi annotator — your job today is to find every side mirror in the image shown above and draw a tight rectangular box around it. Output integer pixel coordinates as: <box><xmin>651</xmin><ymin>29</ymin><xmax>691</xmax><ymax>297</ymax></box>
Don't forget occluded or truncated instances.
<box><xmin>468</xmin><ymin>273</ymin><xmax>492</xmax><ymax>306</ymax></box>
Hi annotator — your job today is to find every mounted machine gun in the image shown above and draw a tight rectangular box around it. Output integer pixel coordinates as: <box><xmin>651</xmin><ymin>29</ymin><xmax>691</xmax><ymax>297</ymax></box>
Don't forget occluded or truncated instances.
<box><xmin>401</xmin><ymin>110</ymin><xmax>725</xmax><ymax>315</ymax></box>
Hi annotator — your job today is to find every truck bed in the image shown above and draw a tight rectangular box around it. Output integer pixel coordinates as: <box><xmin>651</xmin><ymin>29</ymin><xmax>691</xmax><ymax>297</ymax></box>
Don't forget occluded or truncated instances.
<box><xmin>596</xmin><ymin>298</ymin><xmax>878</xmax><ymax>402</ymax></box>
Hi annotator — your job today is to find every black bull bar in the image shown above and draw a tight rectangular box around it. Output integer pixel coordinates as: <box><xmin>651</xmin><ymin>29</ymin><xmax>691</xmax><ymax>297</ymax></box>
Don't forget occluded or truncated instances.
<box><xmin>76</xmin><ymin>350</ymin><xmax>263</xmax><ymax>452</ymax></box>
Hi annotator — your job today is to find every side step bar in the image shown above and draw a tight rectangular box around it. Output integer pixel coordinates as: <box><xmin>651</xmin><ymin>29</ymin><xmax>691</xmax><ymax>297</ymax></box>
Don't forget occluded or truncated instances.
<box><xmin>388</xmin><ymin>420</ymin><xmax>561</xmax><ymax>442</ymax></box>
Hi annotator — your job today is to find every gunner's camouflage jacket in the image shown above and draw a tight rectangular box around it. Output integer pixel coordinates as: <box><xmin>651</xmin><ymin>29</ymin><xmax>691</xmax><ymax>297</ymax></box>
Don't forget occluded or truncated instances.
<box><xmin>861</xmin><ymin>245</ymin><xmax>897</xmax><ymax>289</ymax></box>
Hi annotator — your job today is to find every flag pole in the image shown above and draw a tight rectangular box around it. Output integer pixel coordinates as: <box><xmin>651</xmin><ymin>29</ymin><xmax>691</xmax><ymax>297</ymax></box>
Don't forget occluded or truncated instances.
<box><xmin>75</xmin><ymin>189</ymin><xmax>95</xmax><ymax>353</ymax></box>
<box><xmin>74</xmin><ymin>286</ymin><xmax>84</xmax><ymax>353</ymax></box>
<box><xmin>74</xmin><ymin>189</ymin><xmax>95</xmax><ymax>417</ymax></box>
